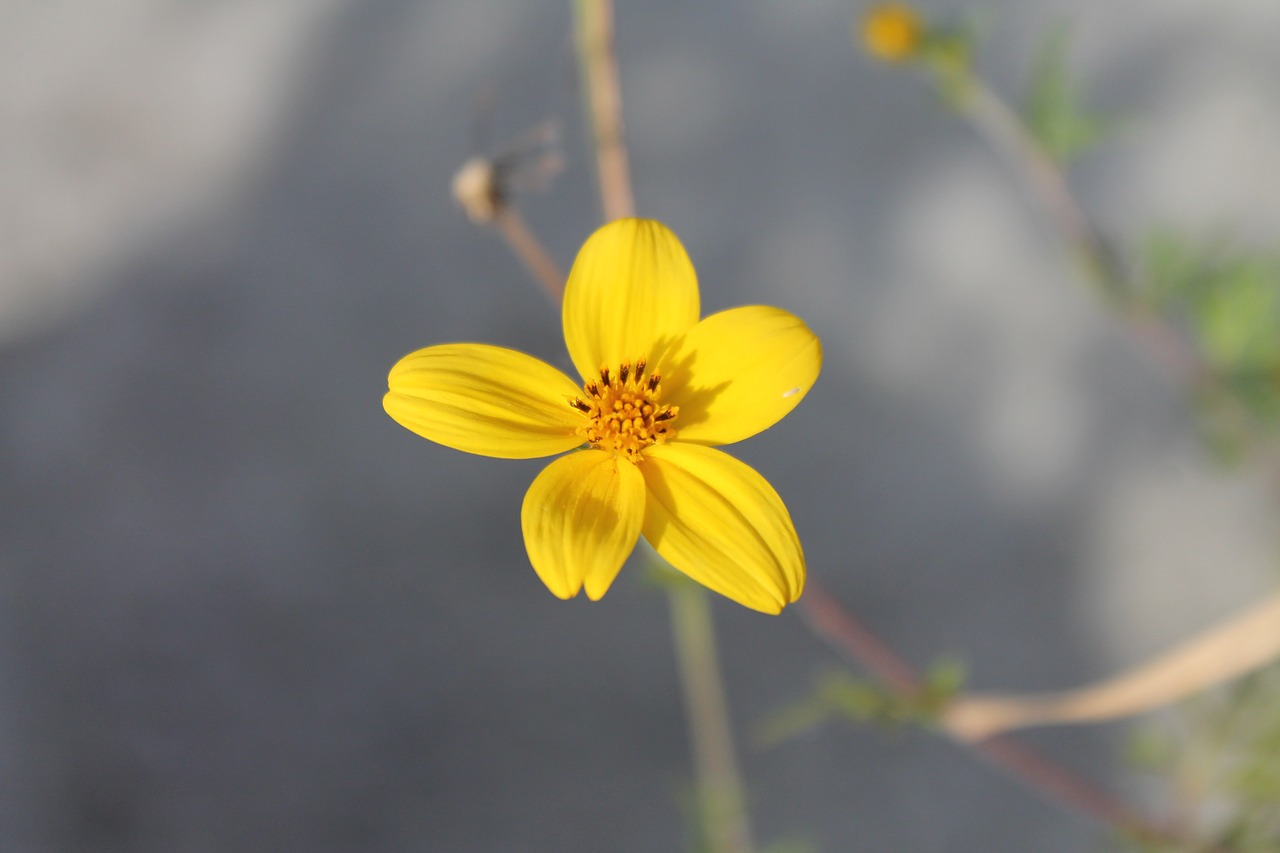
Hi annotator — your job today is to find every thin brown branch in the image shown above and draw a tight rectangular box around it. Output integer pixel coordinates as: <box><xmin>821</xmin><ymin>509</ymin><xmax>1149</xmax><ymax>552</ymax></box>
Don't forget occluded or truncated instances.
<box><xmin>798</xmin><ymin>580</ymin><xmax>924</xmax><ymax>694</ymax></box>
<box><xmin>452</xmin><ymin>155</ymin><xmax>566</xmax><ymax>302</ymax></box>
<box><xmin>974</xmin><ymin>735</ymin><xmax>1175</xmax><ymax>846</ymax></box>
<box><xmin>798</xmin><ymin>579</ymin><xmax>1185</xmax><ymax>845</ymax></box>
<box><xmin>493</xmin><ymin>207</ymin><xmax>565</xmax><ymax>303</ymax></box>
<box><xmin>574</xmin><ymin>0</ymin><xmax>635</xmax><ymax>221</ymax></box>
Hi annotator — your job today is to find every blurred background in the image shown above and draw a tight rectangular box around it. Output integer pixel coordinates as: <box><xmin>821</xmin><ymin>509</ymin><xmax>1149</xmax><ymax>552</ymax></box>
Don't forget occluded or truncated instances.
<box><xmin>2</xmin><ymin>1</ymin><xmax>1279</xmax><ymax>850</ymax></box>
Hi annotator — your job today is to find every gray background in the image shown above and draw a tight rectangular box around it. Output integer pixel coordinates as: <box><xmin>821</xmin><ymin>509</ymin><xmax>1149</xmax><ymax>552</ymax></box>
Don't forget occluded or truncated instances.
<box><xmin>3</xmin><ymin>1</ymin><xmax>1279</xmax><ymax>850</ymax></box>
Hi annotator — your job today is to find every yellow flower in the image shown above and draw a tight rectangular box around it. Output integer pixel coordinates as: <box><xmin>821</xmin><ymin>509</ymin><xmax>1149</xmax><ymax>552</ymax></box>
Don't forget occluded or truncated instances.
<box><xmin>861</xmin><ymin>3</ymin><xmax>923</xmax><ymax>63</ymax></box>
<box><xmin>383</xmin><ymin>219</ymin><xmax>822</xmax><ymax>614</ymax></box>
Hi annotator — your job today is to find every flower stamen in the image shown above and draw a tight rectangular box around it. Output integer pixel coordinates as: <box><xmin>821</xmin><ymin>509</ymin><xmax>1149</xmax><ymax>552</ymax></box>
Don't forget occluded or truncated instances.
<box><xmin>569</xmin><ymin>358</ymin><xmax>678</xmax><ymax>462</ymax></box>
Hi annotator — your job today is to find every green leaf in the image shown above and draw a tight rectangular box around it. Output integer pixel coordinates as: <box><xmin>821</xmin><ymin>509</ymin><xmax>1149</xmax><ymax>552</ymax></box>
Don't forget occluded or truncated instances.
<box><xmin>754</xmin><ymin>694</ymin><xmax>833</xmax><ymax>748</ymax></box>
<box><xmin>761</xmin><ymin>660</ymin><xmax>968</xmax><ymax>746</ymax></box>
<box><xmin>1124</xmin><ymin>663</ymin><xmax>1280</xmax><ymax>848</ymax></box>
<box><xmin>1022</xmin><ymin>25</ymin><xmax>1112</xmax><ymax>164</ymax></box>
<box><xmin>1142</xmin><ymin>231</ymin><xmax>1280</xmax><ymax>448</ymax></box>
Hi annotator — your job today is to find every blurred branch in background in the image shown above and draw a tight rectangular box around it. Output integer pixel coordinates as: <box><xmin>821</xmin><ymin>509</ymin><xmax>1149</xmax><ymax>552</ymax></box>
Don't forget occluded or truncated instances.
<box><xmin>451</xmin><ymin>121</ymin><xmax>566</xmax><ymax>301</ymax></box>
<box><xmin>852</xmin><ymin>5</ymin><xmax>1280</xmax><ymax>847</ymax></box>
<box><xmin>856</xmin><ymin>0</ymin><xmax>1280</xmax><ymax>719</ymax></box>
<box><xmin>669</xmin><ymin>570</ymin><xmax>756</xmax><ymax>853</ymax></box>
<box><xmin>796</xmin><ymin>581</ymin><xmax>1185</xmax><ymax>847</ymax></box>
<box><xmin>574</xmin><ymin>0</ymin><xmax>634</xmax><ymax>222</ymax></box>
<box><xmin>944</xmin><ymin>591</ymin><xmax>1280</xmax><ymax>741</ymax></box>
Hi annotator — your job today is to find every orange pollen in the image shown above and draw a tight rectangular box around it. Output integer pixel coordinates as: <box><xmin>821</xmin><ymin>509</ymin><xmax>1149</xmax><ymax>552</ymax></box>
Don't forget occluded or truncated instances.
<box><xmin>568</xmin><ymin>357</ymin><xmax>678</xmax><ymax>462</ymax></box>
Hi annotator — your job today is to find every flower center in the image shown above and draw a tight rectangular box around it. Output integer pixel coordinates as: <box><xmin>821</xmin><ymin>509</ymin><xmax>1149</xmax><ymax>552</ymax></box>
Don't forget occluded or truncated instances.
<box><xmin>569</xmin><ymin>357</ymin><xmax>678</xmax><ymax>462</ymax></box>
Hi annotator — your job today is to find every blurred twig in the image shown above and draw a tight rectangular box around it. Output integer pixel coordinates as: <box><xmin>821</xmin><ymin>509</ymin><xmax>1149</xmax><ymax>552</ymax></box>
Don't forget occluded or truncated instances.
<box><xmin>892</xmin><ymin>9</ymin><xmax>1280</xmax><ymax>744</ymax></box>
<box><xmin>574</xmin><ymin>0</ymin><xmax>635</xmax><ymax>221</ymax></box>
<box><xmin>954</xmin><ymin>76</ymin><xmax>1222</xmax><ymax>402</ymax></box>
<box><xmin>945</xmin><ymin>591</ymin><xmax>1280</xmax><ymax>741</ymax></box>
<box><xmin>492</xmin><ymin>207</ymin><xmax>565</xmax><ymax>302</ymax></box>
<box><xmin>960</xmin><ymin>78</ymin><xmax>1123</xmax><ymax>297</ymax></box>
<box><xmin>452</xmin><ymin>149</ymin><xmax>566</xmax><ymax>302</ymax></box>
<box><xmin>669</xmin><ymin>576</ymin><xmax>756</xmax><ymax>853</ymax></box>
<box><xmin>799</xmin><ymin>580</ymin><xmax>1187</xmax><ymax>846</ymax></box>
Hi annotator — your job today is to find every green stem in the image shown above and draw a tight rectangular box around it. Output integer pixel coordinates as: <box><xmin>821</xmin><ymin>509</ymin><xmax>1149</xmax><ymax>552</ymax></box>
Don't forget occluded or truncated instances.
<box><xmin>925</xmin><ymin>58</ymin><xmax>1215</xmax><ymax>397</ymax></box>
<box><xmin>956</xmin><ymin>74</ymin><xmax>1126</xmax><ymax>301</ymax></box>
<box><xmin>668</xmin><ymin>578</ymin><xmax>755</xmax><ymax>853</ymax></box>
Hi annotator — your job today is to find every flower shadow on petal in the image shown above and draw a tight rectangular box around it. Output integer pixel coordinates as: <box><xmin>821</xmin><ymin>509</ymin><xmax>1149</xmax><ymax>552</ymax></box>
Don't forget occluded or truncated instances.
<box><xmin>639</xmin><ymin>446</ymin><xmax>792</xmax><ymax>612</ymax></box>
<box><xmin>652</xmin><ymin>343</ymin><xmax>731</xmax><ymax>433</ymax></box>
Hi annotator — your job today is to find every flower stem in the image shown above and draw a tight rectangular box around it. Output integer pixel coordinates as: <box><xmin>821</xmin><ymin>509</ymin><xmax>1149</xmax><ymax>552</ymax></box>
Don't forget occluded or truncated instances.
<box><xmin>668</xmin><ymin>579</ymin><xmax>755</xmax><ymax>853</ymax></box>
<box><xmin>570</xmin><ymin>5</ymin><xmax>754</xmax><ymax>844</ymax></box>
<box><xmin>573</xmin><ymin>0</ymin><xmax>635</xmax><ymax>220</ymax></box>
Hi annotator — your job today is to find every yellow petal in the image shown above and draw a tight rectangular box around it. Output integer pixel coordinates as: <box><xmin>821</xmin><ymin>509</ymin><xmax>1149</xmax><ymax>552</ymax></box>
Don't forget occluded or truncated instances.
<box><xmin>384</xmin><ymin>343</ymin><xmax>585</xmax><ymax>459</ymax></box>
<box><xmin>521</xmin><ymin>450</ymin><xmax>646</xmax><ymax>601</ymax></box>
<box><xmin>639</xmin><ymin>443</ymin><xmax>804</xmax><ymax>614</ymax></box>
<box><xmin>563</xmin><ymin>219</ymin><xmax>701</xmax><ymax>381</ymax></box>
<box><xmin>656</xmin><ymin>306</ymin><xmax>822</xmax><ymax>446</ymax></box>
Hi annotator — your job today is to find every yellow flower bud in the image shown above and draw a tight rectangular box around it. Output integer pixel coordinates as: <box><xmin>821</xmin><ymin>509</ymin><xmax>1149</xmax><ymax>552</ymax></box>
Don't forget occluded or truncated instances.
<box><xmin>860</xmin><ymin>3</ymin><xmax>923</xmax><ymax>63</ymax></box>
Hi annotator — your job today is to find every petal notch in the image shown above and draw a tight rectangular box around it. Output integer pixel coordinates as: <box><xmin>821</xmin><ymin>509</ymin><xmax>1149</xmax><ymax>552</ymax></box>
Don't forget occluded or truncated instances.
<box><xmin>522</xmin><ymin>450</ymin><xmax>647</xmax><ymax>600</ymax></box>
